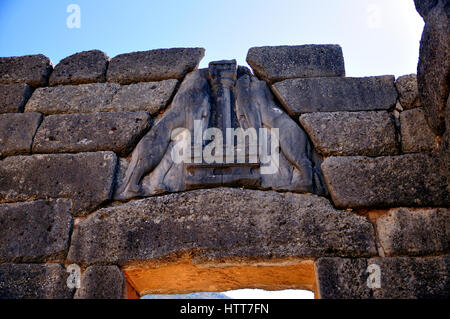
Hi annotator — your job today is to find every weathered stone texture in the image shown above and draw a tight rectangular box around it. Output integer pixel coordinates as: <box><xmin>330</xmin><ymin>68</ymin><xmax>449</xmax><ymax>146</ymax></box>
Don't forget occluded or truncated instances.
<box><xmin>0</xmin><ymin>152</ymin><xmax>117</xmax><ymax>216</ymax></box>
<box><xmin>369</xmin><ymin>256</ymin><xmax>450</xmax><ymax>299</ymax></box>
<box><xmin>68</xmin><ymin>188</ymin><xmax>377</xmax><ymax>265</ymax></box>
<box><xmin>246</xmin><ymin>45</ymin><xmax>345</xmax><ymax>83</ymax></box>
<box><xmin>272</xmin><ymin>76</ymin><xmax>398</xmax><ymax>116</ymax></box>
<box><xmin>414</xmin><ymin>0</ymin><xmax>439</xmax><ymax>19</ymax></box>
<box><xmin>0</xmin><ymin>199</ymin><xmax>72</xmax><ymax>263</ymax></box>
<box><xmin>74</xmin><ymin>266</ymin><xmax>125</xmax><ymax>299</ymax></box>
<box><xmin>0</xmin><ymin>83</ymin><xmax>34</xmax><ymax>113</ymax></box>
<box><xmin>416</xmin><ymin>0</ymin><xmax>450</xmax><ymax>135</ymax></box>
<box><xmin>395</xmin><ymin>74</ymin><xmax>421</xmax><ymax>110</ymax></box>
<box><xmin>299</xmin><ymin>111</ymin><xmax>398</xmax><ymax>156</ymax></box>
<box><xmin>25</xmin><ymin>83</ymin><xmax>120</xmax><ymax>114</ymax></box>
<box><xmin>0</xmin><ymin>112</ymin><xmax>42</xmax><ymax>158</ymax></box>
<box><xmin>322</xmin><ymin>154</ymin><xmax>449</xmax><ymax>208</ymax></box>
<box><xmin>49</xmin><ymin>50</ymin><xmax>109</xmax><ymax>86</ymax></box>
<box><xmin>33</xmin><ymin>111</ymin><xmax>151</xmax><ymax>156</ymax></box>
<box><xmin>0</xmin><ymin>54</ymin><xmax>53</xmax><ymax>87</ymax></box>
<box><xmin>315</xmin><ymin>258</ymin><xmax>371</xmax><ymax>299</ymax></box>
<box><xmin>106</xmin><ymin>48</ymin><xmax>205</xmax><ymax>84</ymax></box>
<box><xmin>0</xmin><ymin>264</ymin><xmax>73</xmax><ymax>299</ymax></box>
<box><xmin>110</xmin><ymin>80</ymin><xmax>178</xmax><ymax>114</ymax></box>
<box><xmin>376</xmin><ymin>208</ymin><xmax>450</xmax><ymax>256</ymax></box>
<box><xmin>400</xmin><ymin>108</ymin><xmax>437</xmax><ymax>153</ymax></box>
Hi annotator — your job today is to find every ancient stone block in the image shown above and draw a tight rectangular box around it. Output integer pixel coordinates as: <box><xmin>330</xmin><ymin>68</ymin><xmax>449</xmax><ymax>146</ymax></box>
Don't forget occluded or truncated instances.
<box><xmin>395</xmin><ymin>74</ymin><xmax>421</xmax><ymax>110</ymax></box>
<box><xmin>106</xmin><ymin>48</ymin><xmax>205</xmax><ymax>84</ymax></box>
<box><xmin>400</xmin><ymin>108</ymin><xmax>437</xmax><ymax>153</ymax></box>
<box><xmin>376</xmin><ymin>208</ymin><xmax>450</xmax><ymax>256</ymax></box>
<box><xmin>0</xmin><ymin>199</ymin><xmax>72</xmax><ymax>263</ymax></box>
<box><xmin>0</xmin><ymin>264</ymin><xmax>73</xmax><ymax>299</ymax></box>
<box><xmin>321</xmin><ymin>154</ymin><xmax>449</xmax><ymax>208</ymax></box>
<box><xmin>74</xmin><ymin>266</ymin><xmax>125</xmax><ymax>299</ymax></box>
<box><xmin>0</xmin><ymin>152</ymin><xmax>117</xmax><ymax>216</ymax></box>
<box><xmin>49</xmin><ymin>50</ymin><xmax>109</xmax><ymax>86</ymax></box>
<box><xmin>0</xmin><ymin>83</ymin><xmax>34</xmax><ymax>113</ymax></box>
<box><xmin>0</xmin><ymin>54</ymin><xmax>53</xmax><ymax>87</ymax></box>
<box><xmin>416</xmin><ymin>0</ymin><xmax>450</xmax><ymax>135</ymax></box>
<box><xmin>33</xmin><ymin>111</ymin><xmax>151</xmax><ymax>156</ymax></box>
<box><xmin>272</xmin><ymin>76</ymin><xmax>398</xmax><ymax>116</ymax></box>
<box><xmin>315</xmin><ymin>258</ymin><xmax>371</xmax><ymax>299</ymax></box>
<box><xmin>299</xmin><ymin>111</ymin><xmax>398</xmax><ymax>156</ymax></box>
<box><xmin>110</xmin><ymin>80</ymin><xmax>178</xmax><ymax>114</ymax></box>
<box><xmin>369</xmin><ymin>256</ymin><xmax>450</xmax><ymax>299</ymax></box>
<box><xmin>68</xmin><ymin>188</ymin><xmax>377</xmax><ymax>265</ymax></box>
<box><xmin>0</xmin><ymin>112</ymin><xmax>42</xmax><ymax>158</ymax></box>
<box><xmin>246</xmin><ymin>45</ymin><xmax>345</xmax><ymax>83</ymax></box>
<box><xmin>24</xmin><ymin>83</ymin><xmax>120</xmax><ymax>114</ymax></box>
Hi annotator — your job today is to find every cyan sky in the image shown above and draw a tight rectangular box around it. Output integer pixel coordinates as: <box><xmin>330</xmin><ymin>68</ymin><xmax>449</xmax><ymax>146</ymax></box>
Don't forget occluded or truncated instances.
<box><xmin>0</xmin><ymin>0</ymin><xmax>424</xmax><ymax>77</ymax></box>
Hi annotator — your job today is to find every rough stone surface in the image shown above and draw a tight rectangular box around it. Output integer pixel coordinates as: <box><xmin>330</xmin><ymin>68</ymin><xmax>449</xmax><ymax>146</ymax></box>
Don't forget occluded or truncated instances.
<box><xmin>0</xmin><ymin>152</ymin><xmax>117</xmax><ymax>216</ymax></box>
<box><xmin>395</xmin><ymin>74</ymin><xmax>421</xmax><ymax>110</ymax></box>
<box><xmin>315</xmin><ymin>258</ymin><xmax>371</xmax><ymax>299</ymax></box>
<box><xmin>369</xmin><ymin>256</ymin><xmax>450</xmax><ymax>299</ymax></box>
<box><xmin>33</xmin><ymin>111</ymin><xmax>152</xmax><ymax>156</ymax></box>
<box><xmin>0</xmin><ymin>83</ymin><xmax>34</xmax><ymax>113</ymax></box>
<box><xmin>49</xmin><ymin>50</ymin><xmax>109</xmax><ymax>86</ymax></box>
<box><xmin>322</xmin><ymin>154</ymin><xmax>449</xmax><ymax>208</ymax></box>
<box><xmin>0</xmin><ymin>54</ymin><xmax>53</xmax><ymax>87</ymax></box>
<box><xmin>68</xmin><ymin>188</ymin><xmax>377</xmax><ymax>265</ymax></box>
<box><xmin>272</xmin><ymin>76</ymin><xmax>398</xmax><ymax>116</ymax></box>
<box><xmin>0</xmin><ymin>199</ymin><xmax>72</xmax><ymax>263</ymax></box>
<box><xmin>416</xmin><ymin>0</ymin><xmax>450</xmax><ymax>135</ymax></box>
<box><xmin>106</xmin><ymin>48</ymin><xmax>205</xmax><ymax>84</ymax></box>
<box><xmin>246</xmin><ymin>45</ymin><xmax>345</xmax><ymax>83</ymax></box>
<box><xmin>0</xmin><ymin>263</ymin><xmax>73</xmax><ymax>299</ymax></box>
<box><xmin>440</xmin><ymin>98</ymin><xmax>450</xmax><ymax>189</ymax></box>
<box><xmin>110</xmin><ymin>80</ymin><xmax>178</xmax><ymax>114</ymax></box>
<box><xmin>400</xmin><ymin>108</ymin><xmax>437</xmax><ymax>153</ymax></box>
<box><xmin>414</xmin><ymin>0</ymin><xmax>439</xmax><ymax>19</ymax></box>
<box><xmin>299</xmin><ymin>111</ymin><xmax>398</xmax><ymax>156</ymax></box>
<box><xmin>0</xmin><ymin>112</ymin><xmax>42</xmax><ymax>158</ymax></box>
<box><xmin>25</xmin><ymin>83</ymin><xmax>120</xmax><ymax>114</ymax></box>
<box><xmin>74</xmin><ymin>266</ymin><xmax>125</xmax><ymax>299</ymax></box>
<box><xmin>376</xmin><ymin>208</ymin><xmax>450</xmax><ymax>256</ymax></box>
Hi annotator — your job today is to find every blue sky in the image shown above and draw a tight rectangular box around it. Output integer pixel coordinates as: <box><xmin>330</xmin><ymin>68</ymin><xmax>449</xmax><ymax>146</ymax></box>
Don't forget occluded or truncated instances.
<box><xmin>0</xmin><ymin>0</ymin><xmax>424</xmax><ymax>77</ymax></box>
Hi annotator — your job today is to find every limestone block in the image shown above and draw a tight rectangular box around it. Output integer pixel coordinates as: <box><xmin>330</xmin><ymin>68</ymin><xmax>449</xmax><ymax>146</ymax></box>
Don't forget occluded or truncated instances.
<box><xmin>0</xmin><ymin>152</ymin><xmax>117</xmax><ymax>216</ymax></box>
<box><xmin>369</xmin><ymin>256</ymin><xmax>450</xmax><ymax>299</ymax></box>
<box><xmin>25</xmin><ymin>83</ymin><xmax>120</xmax><ymax>114</ymax></box>
<box><xmin>246</xmin><ymin>45</ymin><xmax>345</xmax><ymax>83</ymax></box>
<box><xmin>0</xmin><ymin>264</ymin><xmax>73</xmax><ymax>299</ymax></box>
<box><xmin>0</xmin><ymin>199</ymin><xmax>72</xmax><ymax>263</ymax></box>
<box><xmin>0</xmin><ymin>54</ymin><xmax>53</xmax><ymax>87</ymax></box>
<box><xmin>322</xmin><ymin>154</ymin><xmax>449</xmax><ymax>208</ymax></box>
<box><xmin>74</xmin><ymin>266</ymin><xmax>125</xmax><ymax>299</ymax></box>
<box><xmin>400</xmin><ymin>108</ymin><xmax>437</xmax><ymax>153</ymax></box>
<box><xmin>0</xmin><ymin>112</ymin><xmax>42</xmax><ymax>158</ymax></box>
<box><xmin>0</xmin><ymin>83</ymin><xmax>34</xmax><ymax>113</ymax></box>
<box><xmin>49</xmin><ymin>50</ymin><xmax>109</xmax><ymax>86</ymax></box>
<box><xmin>299</xmin><ymin>111</ymin><xmax>398</xmax><ymax>156</ymax></box>
<box><xmin>33</xmin><ymin>111</ymin><xmax>151</xmax><ymax>156</ymax></box>
<box><xmin>272</xmin><ymin>76</ymin><xmax>397</xmax><ymax>116</ymax></box>
<box><xmin>106</xmin><ymin>48</ymin><xmax>205</xmax><ymax>84</ymax></box>
<box><xmin>395</xmin><ymin>74</ymin><xmax>421</xmax><ymax>110</ymax></box>
<box><xmin>68</xmin><ymin>188</ymin><xmax>377</xmax><ymax>265</ymax></box>
<box><xmin>376</xmin><ymin>208</ymin><xmax>450</xmax><ymax>256</ymax></box>
<box><xmin>110</xmin><ymin>79</ymin><xmax>178</xmax><ymax>114</ymax></box>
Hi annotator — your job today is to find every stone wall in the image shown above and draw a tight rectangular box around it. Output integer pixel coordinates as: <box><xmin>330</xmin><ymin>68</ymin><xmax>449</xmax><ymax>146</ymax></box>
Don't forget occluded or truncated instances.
<box><xmin>0</xmin><ymin>2</ymin><xmax>448</xmax><ymax>299</ymax></box>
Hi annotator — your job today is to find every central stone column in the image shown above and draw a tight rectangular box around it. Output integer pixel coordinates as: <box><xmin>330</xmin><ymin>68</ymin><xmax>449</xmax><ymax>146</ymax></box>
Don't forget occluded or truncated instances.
<box><xmin>208</xmin><ymin>60</ymin><xmax>237</xmax><ymax>138</ymax></box>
